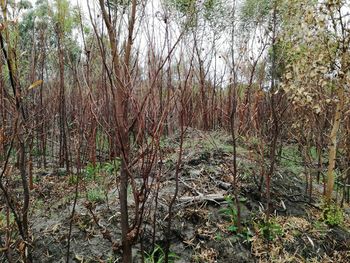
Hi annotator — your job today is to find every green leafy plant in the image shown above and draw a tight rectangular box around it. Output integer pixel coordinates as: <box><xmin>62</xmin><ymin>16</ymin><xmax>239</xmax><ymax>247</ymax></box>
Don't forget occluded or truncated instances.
<box><xmin>258</xmin><ymin>220</ymin><xmax>283</xmax><ymax>241</ymax></box>
<box><xmin>322</xmin><ymin>203</ymin><xmax>344</xmax><ymax>226</ymax></box>
<box><xmin>239</xmin><ymin>227</ymin><xmax>254</xmax><ymax>243</ymax></box>
<box><xmin>280</xmin><ymin>145</ymin><xmax>303</xmax><ymax>175</ymax></box>
<box><xmin>214</xmin><ymin>233</ymin><xmax>223</xmax><ymax>241</ymax></box>
<box><xmin>144</xmin><ymin>244</ymin><xmax>179</xmax><ymax>263</ymax></box>
<box><xmin>31</xmin><ymin>146</ymin><xmax>42</xmax><ymax>157</ymax></box>
<box><xmin>85</xmin><ymin>158</ymin><xmax>121</xmax><ymax>182</ymax></box>
<box><xmin>220</xmin><ymin>195</ymin><xmax>239</xmax><ymax>233</ymax></box>
<box><xmin>85</xmin><ymin>162</ymin><xmax>100</xmax><ymax>181</ymax></box>
<box><xmin>33</xmin><ymin>199</ymin><xmax>44</xmax><ymax>210</ymax></box>
<box><xmin>87</xmin><ymin>187</ymin><xmax>105</xmax><ymax>203</ymax></box>
<box><xmin>68</xmin><ymin>174</ymin><xmax>78</xmax><ymax>185</ymax></box>
<box><xmin>227</xmin><ymin>226</ymin><xmax>254</xmax><ymax>244</ymax></box>
<box><xmin>102</xmin><ymin>158</ymin><xmax>121</xmax><ymax>175</ymax></box>
<box><xmin>57</xmin><ymin>168</ymin><xmax>67</xmax><ymax>177</ymax></box>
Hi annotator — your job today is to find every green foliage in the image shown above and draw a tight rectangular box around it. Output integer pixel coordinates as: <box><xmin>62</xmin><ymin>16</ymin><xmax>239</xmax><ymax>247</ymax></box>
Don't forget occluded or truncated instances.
<box><xmin>280</xmin><ymin>145</ymin><xmax>303</xmax><ymax>174</ymax></box>
<box><xmin>7</xmin><ymin>0</ymin><xmax>32</xmax><ymax>9</ymax></box>
<box><xmin>87</xmin><ymin>187</ymin><xmax>105</xmax><ymax>203</ymax></box>
<box><xmin>220</xmin><ymin>195</ymin><xmax>238</xmax><ymax>224</ymax></box>
<box><xmin>181</xmin><ymin>131</ymin><xmax>230</xmax><ymax>153</ymax></box>
<box><xmin>33</xmin><ymin>199</ymin><xmax>44</xmax><ymax>210</ymax></box>
<box><xmin>106</xmin><ymin>255</ymin><xmax>118</xmax><ymax>263</ymax></box>
<box><xmin>322</xmin><ymin>203</ymin><xmax>344</xmax><ymax>227</ymax></box>
<box><xmin>68</xmin><ymin>174</ymin><xmax>78</xmax><ymax>185</ymax></box>
<box><xmin>166</xmin><ymin>0</ymin><xmax>227</xmax><ymax>31</ymax></box>
<box><xmin>228</xmin><ymin>226</ymin><xmax>254</xmax><ymax>243</ymax></box>
<box><xmin>239</xmin><ymin>227</ymin><xmax>254</xmax><ymax>242</ymax></box>
<box><xmin>18</xmin><ymin>0</ymin><xmax>33</xmax><ymax>9</ymax></box>
<box><xmin>96</xmin><ymin>131</ymin><xmax>110</xmax><ymax>151</ymax></box>
<box><xmin>85</xmin><ymin>163</ymin><xmax>99</xmax><ymax>181</ymax></box>
<box><xmin>220</xmin><ymin>195</ymin><xmax>240</xmax><ymax>233</ymax></box>
<box><xmin>57</xmin><ymin>168</ymin><xmax>67</xmax><ymax>177</ymax></box>
<box><xmin>214</xmin><ymin>233</ymin><xmax>223</xmax><ymax>241</ymax></box>
<box><xmin>0</xmin><ymin>211</ymin><xmax>15</xmax><ymax>233</ymax></box>
<box><xmin>107</xmin><ymin>0</ymin><xmax>132</xmax><ymax>10</ymax></box>
<box><xmin>219</xmin><ymin>197</ymin><xmax>253</xmax><ymax>242</ymax></box>
<box><xmin>65</xmin><ymin>37</ymin><xmax>82</xmax><ymax>64</ymax></box>
<box><xmin>145</xmin><ymin>244</ymin><xmax>179</xmax><ymax>263</ymax></box>
<box><xmin>34</xmin><ymin>0</ymin><xmax>52</xmax><ymax>28</ymax></box>
<box><xmin>240</xmin><ymin>0</ymin><xmax>270</xmax><ymax>27</ymax></box>
<box><xmin>31</xmin><ymin>146</ymin><xmax>43</xmax><ymax>157</ymax></box>
<box><xmin>202</xmin><ymin>0</ymin><xmax>225</xmax><ymax>23</ymax></box>
<box><xmin>258</xmin><ymin>219</ymin><xmax>283</xmax><ymax>241</ymax></box>
<box><xmin>33</xmin><ymin>175</ymin><xmax>41</xmax><ymax>184</ymax></box>
<box><xmin>54</xmin><ymin>0</ymin><xmax>78</xmax><ymax>33</ymax></box>
<box><xmin>219</xmin><ymin>195</ymin><xmax>254</xmax><ymax>242</ymax></box>
<box><xmin>103</xmin><ymin>159</ymin><xmax>120</xmax><ymax>175</ymax></box>
<box><xmin>269</xmin><ymin>40</ymin><xmax>289</xmax><ymax>81</ymax></box>
<box><xmin>312</xmin><ymin>220</ymin><xmax>328</xmax><ymax>237</ymax></box>
<box><xmin>168</xmin><ymin>0</ymin><xmax>196</xmax><ymax>15</ymax></box>
<box><xmin>84</xmin><ymin>159</ymin><xmax>121</xmax><ymax>181</ymax></box>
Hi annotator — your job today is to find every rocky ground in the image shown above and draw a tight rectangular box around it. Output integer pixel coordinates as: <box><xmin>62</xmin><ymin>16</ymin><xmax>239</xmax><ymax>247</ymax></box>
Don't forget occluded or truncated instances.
<box><xmin>1</xmin><ymin>129</ymin><xmax>350</xmax><ymax>262</ymax></box>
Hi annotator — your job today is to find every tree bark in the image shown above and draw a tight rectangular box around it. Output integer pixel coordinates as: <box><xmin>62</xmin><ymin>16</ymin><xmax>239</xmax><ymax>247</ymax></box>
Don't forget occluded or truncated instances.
<box><xmin>325</xmin><ymin>87</ymin><xmax>345</xmax><ymax>203</ymax></box>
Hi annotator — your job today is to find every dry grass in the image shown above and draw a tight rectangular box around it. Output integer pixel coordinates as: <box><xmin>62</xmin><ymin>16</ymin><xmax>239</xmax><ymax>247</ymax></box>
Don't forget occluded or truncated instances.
<box><xmin>250</xmin><ymin>213</ymin><xmax>350</xmax><ymax>263</ymax></box>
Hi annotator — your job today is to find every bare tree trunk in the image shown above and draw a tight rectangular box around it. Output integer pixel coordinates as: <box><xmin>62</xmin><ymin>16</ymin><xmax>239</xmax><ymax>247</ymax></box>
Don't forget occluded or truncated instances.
<box><xmin>229</xmin><ymin>1</ymin><xmax>241</xmax><ymax>232</ymax></box>
<box><xmin>164</xmin><ymin>112</ymin><xmax>185</xmax><ymax>263</ymax></box>
<box><xmin>98</xmin><ymin>1</ymin><xmax>138</xmax><ymax>261</ymax></box>
<box><xmin>39</xmin><ymin>29</ymin><xmax>47</xmax><ymax>168</ymax></box>
<box><xmin>266</xmin><ymin>2</ymin><xmax>278</xmax><ymax>224</ymax></box>
<box><xmin>195</xmin><ymin>43</ymin><xmax>209</xmax><ymax>131</ymax></box>
<box><xmin>0</xmin><ymin>25</ymin><xmax>32</xmax><ymax>262</ymax></box>
<box><xmin>325</xmin><ymin>86</ymin><xmax>345</xmax><ymax>203</ymax></box>
<box><xmin>0</xmin><ymin>57</ymin><xmax>5</xmax><ymax>158</ymax></box>
<box><xmin>57</xmin><ymin>24</ymin><xmax>69</xmax><ymax>173</ymax></box>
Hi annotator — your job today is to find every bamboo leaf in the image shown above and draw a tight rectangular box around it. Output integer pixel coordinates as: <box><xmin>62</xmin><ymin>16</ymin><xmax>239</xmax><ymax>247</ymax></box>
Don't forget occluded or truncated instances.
<box><xmin>28</xmin><ymin>80</ymin><xmax>43</xmax><ymax>90</ymax></box>
<box><xmin>306</xmin><ymin>235</ymin><xmax>314</xmax><ymax>248</ymax></box>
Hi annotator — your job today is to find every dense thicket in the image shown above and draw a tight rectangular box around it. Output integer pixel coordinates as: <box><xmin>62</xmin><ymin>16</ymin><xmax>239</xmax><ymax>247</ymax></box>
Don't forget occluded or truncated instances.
<box><xmin>0</xmin><ymin>0</ymin><xmax>349</xmax><ymax>262</ymax></box>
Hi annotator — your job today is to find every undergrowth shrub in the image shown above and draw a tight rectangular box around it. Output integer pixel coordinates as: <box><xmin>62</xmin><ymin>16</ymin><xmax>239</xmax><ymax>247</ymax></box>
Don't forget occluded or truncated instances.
<box><xmin>322</xmin><ymin>203</ymin><xmax>344</xmax><ymax>226</ymax></box>
<box><xmin>87</xmin><ymin>187</ymin><xmax>105</xmax><ymax>203</ymax></box>
<box><xmin>258</xmin><ymin>219</ymin><xmax>283</xmax><ymax>241</ymax></box>
<box><xmin>85</xmin><ymin>158</ymin><xmax>121</xmax><ymax>181</ymax></box>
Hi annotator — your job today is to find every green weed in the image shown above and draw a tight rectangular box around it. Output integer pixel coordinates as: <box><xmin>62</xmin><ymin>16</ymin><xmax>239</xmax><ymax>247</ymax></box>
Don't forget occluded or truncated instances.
<box><xmin>220</xmin><ymin>195</ymin><xmax>242</xmax><ymax>234</ymax></box>
<box><xmin>85</xmin><ymin>162</ymin><xmax>100</xmax><ymax>181</ymax></box>
<box><xmin>84</xmin><ymin>158</ymin><xmax>121</xmax><ymax>182</ymax></box>
<box><xmin>31</xmin><ymin>146</ymin><xmax>43</xmax><ymax>157</ymax></box>
<box><xmin>33</xmin><ymin>199</ymin><xmax>44</xmax><ymax>210</ymax></box>
<box><xmin>87</xmin><ymin>187</ymin><xmax>105</xmax><ymax>203</ymax></box>
<box><xmin>214</xmin><ymin>233</ymin><xmax>223</xmax><ymax>241</ymax></box>
<box><xmin>102</xmin><ymin>159</ymin><xmax>121</xmax><ymax>175</ymax></box>
<box><xmin>322</xmin><ymin>203</ymin><xmax>344</xmax><ymax>227</ymax></box>
<box><xmin>219</xmin><ymin>196</ymin><xmax>254</xmax><ymax>242</ymax></box>
<box><xmin>144</xmin><ymin>244</ymin><xmax>179</xmax><ymax>263</ymax></box>
<box><xmin>0</xmin><ymin>210</ymin><xmax>15</xmax><ymax>232</ymax></box>
<box><xmin>68</xmin><ymin>174</ymin><xmax>78</xmax><ymax>185</ymax></box>
<box><xmin>57</xmin><ymin>168</ymin><xmax>67</xmax><ymax>177</ymax></box>
<box><xmin>258</xmin><ymin>219</ymin><xmax>283</xmax><ymax>241</ymax></box>
<box><xmin>280</xmin><ymin>145</ymin><xmax>303</xmax><ymax>174</ymax></box>
<box><xmin>220</xmin><ymin>195</ymin><xmax>238</xmax><ymax>226</ymax></box>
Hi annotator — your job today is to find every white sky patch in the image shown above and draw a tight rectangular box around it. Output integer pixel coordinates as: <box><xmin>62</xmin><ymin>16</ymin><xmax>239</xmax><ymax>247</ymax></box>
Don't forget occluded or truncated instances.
<box><xmin>22</xmin><ymin>0</ymin><xmax>265</xmax><ymax>87</ymax></box>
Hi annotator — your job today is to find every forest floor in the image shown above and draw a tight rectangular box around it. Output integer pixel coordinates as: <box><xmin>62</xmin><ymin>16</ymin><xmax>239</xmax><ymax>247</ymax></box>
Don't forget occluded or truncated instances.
<box><xmin>2</xmin><ymin>129</ymin><xmax>350</xmax><ymax>262</ymax></box>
